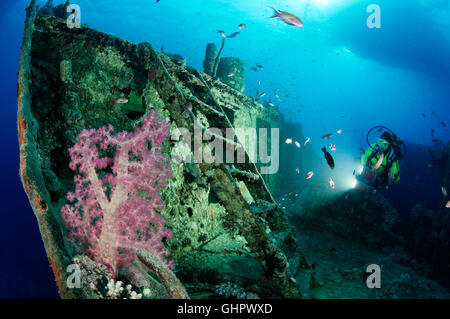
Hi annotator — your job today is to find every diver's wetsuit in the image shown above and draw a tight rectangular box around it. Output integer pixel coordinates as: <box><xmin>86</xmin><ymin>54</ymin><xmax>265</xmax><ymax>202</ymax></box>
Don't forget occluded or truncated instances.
<box><xmin>361</xmin><ymin>139</ymin><xmax>400</xmax><ymax>189</ymax></box>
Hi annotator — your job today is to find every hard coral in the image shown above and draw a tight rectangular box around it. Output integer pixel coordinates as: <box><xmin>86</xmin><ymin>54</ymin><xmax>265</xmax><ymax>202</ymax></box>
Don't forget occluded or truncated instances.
<box><xmin>61</xmin><ymin>110</ymin><xmax>173</xmax><ymax>276</ymax></box>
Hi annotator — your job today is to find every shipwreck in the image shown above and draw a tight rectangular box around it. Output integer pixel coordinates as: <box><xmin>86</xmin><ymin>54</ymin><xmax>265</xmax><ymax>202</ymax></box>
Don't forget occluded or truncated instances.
<box><xmin>17</xmin><ymin>0</ymin><xmax>450</xmax><ymax>299</ymax></box>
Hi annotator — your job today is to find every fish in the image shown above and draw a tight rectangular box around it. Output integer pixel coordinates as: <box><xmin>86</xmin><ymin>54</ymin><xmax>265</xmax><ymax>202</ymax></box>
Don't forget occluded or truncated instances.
<box><xmin>112</xmin><ymin>97</ymin><xmax>129</xmax><ymax>106</ymax></box>
<box><xmin>251</xmin><ymin>67</ymin><xmax>258</xmax><ymax>72</ymax></box>
<box><xmin>372</xmin><ymin>153</ymin><xmax>384</xmax><ymax>170</ymax></box>
<box><xmin>285</xmin><ymin>138</ymin><xmax>293</xmax><ymax>144</ymax></box>
<box><xmin>256</xmin><ymin>63</ymin><xmax>264</xmax><ymax>70</ymax></box>
<box><xmin>422</xmin><ymin>113</ymin><xmax>426</xmax><ymax>118</ymax></box>
<box><xmin>260</xmin><ymin>92</ymin><xmax>266</xmax><ymax>98</ymax></box>
<box><xmin>353</xmin><ymin>169</ymin><xmax>356</xmax><ymax>176</ymax></box>
<box><xmin>322</xmin><ymin>147</ymin><xmax>335</xmax><ymax>169</ymax></box>
<box><xmin>446</xmin><ymin>200</ymin><xmax>450</xmax><ymax>208</ymax></box>
<box><xmin>441</xmin><ymin>121</ymin><xmax>447</xmax><ymax>127</ymax></box>
<box><xmin>258</xmin><ymin>80</ymin><xmax>261</xmax><ymax>86</ymax></box>
<box><xmin>218</xmin><ymin>30</ymin><xmax>226</xmax><ymax>37</ymax></box>
<box><xmin>296</xmin><ymin>168</ymin><xmax>300</xmax><ymax>174</ymax></box>
<box><xmin>322</xmin><ymin>134</ymin><xmax>333</xmax><ymax>140</ymax></box>
<box><xmin>295</xmin><ymin>141</ymin><xmax>301</xmax><ymax>148</ymax></box>
<box><xmin>238</xmin><ymin>23</ymin><xmax>246</xmax><ymax>29</ymax></box>
<box><xmin>442</xmin><ymin>187</ymin><xmax>448</xmax><ymax>197</ymax></box>
<box><xmin>182</xmin><ymin>102</ymin><xmax>193</xmax><ymax>114</ymax></box>
<box><xmin>227</xmin><ymin>72</ymin><xmax>235</xmax><ymax>77</ymax></box>
<box><xmin>329</xmin><ymin>144</ymin><xmax>336</xmax><ymax>151</ymax></box>
<box><xmin>306</xmin><ymin>171</ymin><xmax>314</xmax><ymax>179</ymax></box>
<box><xmin>329</xmin><ymin>178</ymin><xmax>335</xmax><ymax>189</ymax></box>
<box><xmin>337</xmin><ymin>129</ymin><xmax>342</xmax><ymax>134</ymax></box>
<box><xmin>267</xmin><ymin>102</ymin><xmax>274</xmax><ymax>107</ymax></box>
<box><xmin>227</xmin><ymin>32</ymin><xmax>240</xmax><ymax>38</ymax></box>
<box><xmin>148</xmin><ymin>67</ymin><xmax>156</xmax><ymax>81</ymax></box>
<box><xmin>269</xmin><ymin>7</ymin><xmax>304</xmax><ymax>27</ymax></box>
<box><xmin>304</xmin><ymin>137</ymin><xmax>310</xmax><ymax>146</ymax></box>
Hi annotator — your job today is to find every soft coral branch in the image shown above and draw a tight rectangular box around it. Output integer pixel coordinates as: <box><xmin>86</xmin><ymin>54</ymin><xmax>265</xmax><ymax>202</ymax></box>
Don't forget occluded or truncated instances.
<box><xmin>61</xmin><ymin>111</ymin><xmax>173</xmax><ymax>276</ymax></box>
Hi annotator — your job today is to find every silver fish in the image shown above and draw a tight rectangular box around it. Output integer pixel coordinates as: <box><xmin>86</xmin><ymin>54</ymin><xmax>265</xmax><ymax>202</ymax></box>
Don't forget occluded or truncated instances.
<box><xmin>112</xmin><ymin>97</ymin><xmax>129</xmax><ymax>106</ymax></box>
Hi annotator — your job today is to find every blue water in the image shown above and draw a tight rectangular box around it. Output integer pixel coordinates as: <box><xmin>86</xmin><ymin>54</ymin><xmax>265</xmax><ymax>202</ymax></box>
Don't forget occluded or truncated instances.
<box><xmin>0</xmin><ymin>0</ymin><xmax>449</xmax><ymax>298</ymax></box>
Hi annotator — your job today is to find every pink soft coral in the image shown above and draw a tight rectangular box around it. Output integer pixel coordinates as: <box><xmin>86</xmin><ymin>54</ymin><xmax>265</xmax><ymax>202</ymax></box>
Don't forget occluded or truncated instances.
<box><xmin>61</xmin><ymin>111</ymin><xmax>173</xmax><ymax>276</ymax></box>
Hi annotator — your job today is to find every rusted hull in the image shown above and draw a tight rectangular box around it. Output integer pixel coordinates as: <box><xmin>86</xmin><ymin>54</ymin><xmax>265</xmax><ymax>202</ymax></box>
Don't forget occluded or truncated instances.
<box><xmin>17</xmin><ymin>0</ymin><xmax>71</xmax><ymax>298</ymax></box>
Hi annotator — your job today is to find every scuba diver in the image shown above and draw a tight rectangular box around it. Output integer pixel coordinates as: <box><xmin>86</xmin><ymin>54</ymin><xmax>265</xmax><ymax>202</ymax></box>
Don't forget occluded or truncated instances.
<box><xmin>355</xmin><ymin>126</ymin><xmax>405</xmax><ymax>193</ymax></box>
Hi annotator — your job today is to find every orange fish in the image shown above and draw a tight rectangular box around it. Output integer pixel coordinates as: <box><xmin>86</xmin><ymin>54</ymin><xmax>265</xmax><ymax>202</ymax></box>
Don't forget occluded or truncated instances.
<box><xmin>269</xmin><ymin>7</ymin><xmax>304</xmax><ymax>27</ymax></box>
<box><xmin>446</xmin><ymin>200</ymin><xmax>450</xmax><ymax>208</ymax></box>
<box><xmin>296</xmin><ymin>168</ymin><xmax>300</xmax><ymax>174</ymax></box>
<box><xmin>286</xmin><ymin>138</ymin><xmax>293</xmax><ymax>144</ymax></box>
<box><xmin>337</xmin><ymin>129</ymin><xmax>342</xmax><ymax>134</ymax></box>
<box><xmin>306</xmin><ymin>171</ymin><xmax>314</xmax><ymax>179</ymax></box>
<box><xmin>295</xmin><ymin>141</ymin><xmax>301</xmax><ymax>148</ymax></box>
<box><xmin>329</xmin><ymin>178</ymin><xmax>335</xmax><ymax>189</ymax></box>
